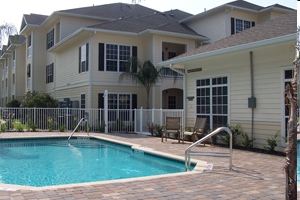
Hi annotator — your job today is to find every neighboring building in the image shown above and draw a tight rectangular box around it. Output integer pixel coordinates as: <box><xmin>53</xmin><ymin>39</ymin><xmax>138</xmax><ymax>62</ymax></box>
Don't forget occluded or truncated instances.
<box><xmin>160</xmin><ymin>11</ymin><xmax>296</xmax><ymax>151</ymax></box>
<box><xmin>180</xmin><ymin>0</ymin><xmax>294</xmax><ymax>43</ymax></box>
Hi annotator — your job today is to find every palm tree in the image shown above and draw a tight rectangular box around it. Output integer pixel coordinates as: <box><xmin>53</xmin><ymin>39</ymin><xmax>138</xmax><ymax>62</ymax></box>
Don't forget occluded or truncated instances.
<box><xmin>0</xmin><ymin>22</ymin><xmax>17</xmax><ymax>47</ymax></box>
<box><xmin>119</xmin><ymin>57</ymin><xmax>163</xmax><ymax>109</ymax></box>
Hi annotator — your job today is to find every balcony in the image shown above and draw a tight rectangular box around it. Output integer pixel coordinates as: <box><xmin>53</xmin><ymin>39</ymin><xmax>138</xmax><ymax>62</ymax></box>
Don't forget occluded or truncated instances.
<box><xmin>162</xmin><ymin>67</ymin><xmax>184</xmax><ymax>78</ymax></box>
<box><xmin>27</xmin><ymin>46</ymin><xmax>32</xmax><ymax>57</ymax></box>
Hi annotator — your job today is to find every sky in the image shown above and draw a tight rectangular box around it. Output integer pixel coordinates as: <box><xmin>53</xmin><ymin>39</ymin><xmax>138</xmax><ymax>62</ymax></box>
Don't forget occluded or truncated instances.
<box><xmin>0</xmin><ymin>0</ymin><xmax>297</xmax><ymax>42</ymax></box>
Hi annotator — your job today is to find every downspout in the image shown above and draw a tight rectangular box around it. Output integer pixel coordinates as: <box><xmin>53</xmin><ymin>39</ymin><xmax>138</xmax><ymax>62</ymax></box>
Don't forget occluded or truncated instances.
<box><xmin>249</xmin><ymin>51</ymin><xmax>255</xmax><ymax>146</ymax></box>
<box><xmin>169</xmin><ymin>63</ymin><xmax>185</xmax><ymax>128</ymax></box>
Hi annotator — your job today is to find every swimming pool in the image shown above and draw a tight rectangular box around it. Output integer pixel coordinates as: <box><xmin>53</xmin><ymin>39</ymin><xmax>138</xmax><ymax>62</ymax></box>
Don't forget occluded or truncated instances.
<box><xmin>0</xmin><ymin>137</ymin><xmax>194</xmax><ymax>187</ymax></box>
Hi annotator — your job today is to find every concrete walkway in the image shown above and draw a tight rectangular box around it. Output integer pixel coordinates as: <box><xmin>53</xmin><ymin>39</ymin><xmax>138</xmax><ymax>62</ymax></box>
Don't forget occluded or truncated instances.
<box><xmin>0</xmin><ymin>132</ymin><xmax>285</xmax><ymax>200</ymax></box>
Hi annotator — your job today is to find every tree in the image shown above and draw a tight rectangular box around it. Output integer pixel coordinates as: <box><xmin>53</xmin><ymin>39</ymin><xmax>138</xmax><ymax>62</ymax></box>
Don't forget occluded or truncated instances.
<box><xmin>20</xmin><ymin>91</ymin><xmax>58</xmax><ymax>108</ymax></box>
<box><xmin>284</xmin><ymin>26</ymin><xmax>298</xmax><ymax>200</ymax></box>
<box><xmin>0</xmin><ymin>22</ymin><xmax>17</xmax><ymax>47</ymax></box>
<box><xmin>119</xmin><ymin>57</ymin><xmax>164</xmax><ymax>109</ymax></box>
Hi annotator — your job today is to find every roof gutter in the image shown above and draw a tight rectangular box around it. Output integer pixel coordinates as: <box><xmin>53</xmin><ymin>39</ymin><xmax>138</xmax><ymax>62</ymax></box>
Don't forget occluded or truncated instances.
<box><xmin>159</xmin><ymin>33</ymin><xmax>296</xmax><ymax>67</ymax></box>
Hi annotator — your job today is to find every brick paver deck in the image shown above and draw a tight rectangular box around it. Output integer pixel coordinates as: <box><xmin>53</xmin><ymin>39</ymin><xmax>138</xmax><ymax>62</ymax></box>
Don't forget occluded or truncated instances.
<box><xmin>0</xmin><ymin>132</ymin><xmax>286</xmax><ymax>200</ymax></box>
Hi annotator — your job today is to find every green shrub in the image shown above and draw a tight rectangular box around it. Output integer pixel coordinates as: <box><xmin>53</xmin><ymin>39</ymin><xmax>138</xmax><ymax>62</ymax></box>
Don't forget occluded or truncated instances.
<box><xmin>29</xmin><ymin>123</ymin><xmax>37</xmax><ymax>132</ymax></box>
<box><xmin>0</xmin><ymin>123</ymin><xmax>7</xmax><ymax>132</ymax></box>
<box><xmin>154</xmin><ymin>124</ymin><xmax>163</xmax><ymax>137</ymax></box>
<box><xmin>12</xmin><ymin>120</ymin><xmax>25</xmax><ymax>132</ymax></box>
<box><xmin>98</xmin><ymin>121</ymin><xmax>105</xmax><ymax>132</ymax></box>
<box><xmin>221</xmin><ymin>124</ymin><xmax>244</xmax><ymax>146</ymax></box>
<box><xmin>59</xmin><ymin>125</ymin><xmax>65</xmax><ymax>132</ymax></box>
<box><xmin>263</xmin><ymin>131</ymin><xmax>279</xmax><ymax>152</ymax></box>
<box><xmin>241</xmin><ymin>132</ymin><xmax>255</xmax><ymax>149</ymax></box>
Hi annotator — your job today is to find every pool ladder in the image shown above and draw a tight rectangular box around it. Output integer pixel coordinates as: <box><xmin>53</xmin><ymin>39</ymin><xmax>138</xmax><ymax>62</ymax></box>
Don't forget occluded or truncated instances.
<box><xmin>68</xmin><ymin>117</ymin><xmax>89</xmax><ymax>141</ymax></box>
<box><xmin>185</xmin><ymin>127</ymin><xmax>233</xmax><ymax>171</ymax></box>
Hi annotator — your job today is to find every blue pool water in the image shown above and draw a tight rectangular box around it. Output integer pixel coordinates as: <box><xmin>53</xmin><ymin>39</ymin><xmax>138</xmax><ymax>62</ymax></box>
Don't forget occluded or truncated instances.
<box><xmin>0</xmin><ymin>137</ymin><xmax>192</xmax><ymax>187</ymax></box>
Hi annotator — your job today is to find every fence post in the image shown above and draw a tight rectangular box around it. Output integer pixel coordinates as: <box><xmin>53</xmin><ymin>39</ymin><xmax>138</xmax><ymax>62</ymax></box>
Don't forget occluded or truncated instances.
<box><xmin>160</xmin><ymin>108</ymin><xmax>163</xmax><ymax>126</ymax></box>
<box><xmin>104</xmin><ymin>90</ymin><xmax>108</xmax><ymax>133</ymax></box>
<box><xmin>134</xmin><ymin>108</ymin><xmax>137</xmax><ymax>133</ymax></box>
<box><xmin>152</xmin><ymin>108</ymin><xmax>154</xmax><ymax>125</ymax></box>
<box><xmin>34</xmin><ymin>107</ymin><xmax>36</xmax><ymax>126</ymax></box>
<box><xmin>140</xmin><ymin>107</ymin><xmax>143</xmax><ymax>134</ymax></box>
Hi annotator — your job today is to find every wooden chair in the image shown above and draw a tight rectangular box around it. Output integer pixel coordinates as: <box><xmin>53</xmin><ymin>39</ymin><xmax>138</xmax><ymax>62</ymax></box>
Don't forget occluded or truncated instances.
<box><xmin>162</xmin><ymin>117</ymin><xmax>181</xmax><ymax>143</ymax></box>
<box><xmin>182</xmin><ymin>118</ymin><xmax>207</xmax><ymax>143</ymax></box>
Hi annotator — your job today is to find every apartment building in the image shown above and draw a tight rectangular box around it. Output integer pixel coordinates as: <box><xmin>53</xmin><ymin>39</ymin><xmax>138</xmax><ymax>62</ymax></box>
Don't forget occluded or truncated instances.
<box><xmin>0</xmin><ymin>0</ymin><xmax>293</xmax><ymax>111</ymax></box>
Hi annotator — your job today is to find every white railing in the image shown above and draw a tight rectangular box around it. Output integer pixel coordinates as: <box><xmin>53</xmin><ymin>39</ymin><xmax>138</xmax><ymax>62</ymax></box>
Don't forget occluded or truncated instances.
<box><xmin>162</xmin><ymin>67</ymin><xmax>184</xmax><ymax>78</ymax></box>
<box><xmin>27</xmin><ymin>46</ymin><xmax>31</xmax><ymax>57</ymax></box>
<box><xmin>0</xmin><ymin>107</ymin><xmax>184</xmax><ymax>134</ymax></box>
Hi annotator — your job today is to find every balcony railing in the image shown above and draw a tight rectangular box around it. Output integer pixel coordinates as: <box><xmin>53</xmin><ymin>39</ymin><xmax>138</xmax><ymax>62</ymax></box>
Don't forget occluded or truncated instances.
<box><xmin>27</xmin><ymin>46</ymin><xmax>32</xmax><ymax>57</ymax></box>
<box><xmin>162</xmin><ymin>67</ymin><xmax>184</xmax><ymax>78</ymax></box>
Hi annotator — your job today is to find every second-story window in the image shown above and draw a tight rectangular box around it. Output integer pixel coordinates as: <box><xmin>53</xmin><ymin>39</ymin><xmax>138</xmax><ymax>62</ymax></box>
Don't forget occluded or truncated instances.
<box><xmin>231</xmin><ymin>18</ymin><xmax>255</xmax><ymax>35</ymax></box>
<box><xmin>46</xmin><ymin>63</ymin><xmax>54</xmax><ymax>84</ymax></box>
<box><xmin>79</xmin><ymin>43</ymin><xmax>89</xmax><ymax>73</ymax></box>
<box><xmin>46</xmin><ymin>29</ymin><xmax>54</xmax><ymax>50</ymax></box>
<box><xmin>106</xmin><ymin>44</ymin><xmax>131</xmax><ymax>72</ymax></box>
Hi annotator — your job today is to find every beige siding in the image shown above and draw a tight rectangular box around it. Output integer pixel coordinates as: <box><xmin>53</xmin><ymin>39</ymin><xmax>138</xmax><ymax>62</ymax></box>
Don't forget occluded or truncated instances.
<box><xmin>183</xmin><ymin>39</ymin><xmax>294</xmax><ymax>151</ymax></box>
<box><xmin>32</xmin><ymin>28</ymin><xmax>47</xmax><ymax>92</ymax></box>
<box><xmin>60</xmin><ymin>16</ymin><xmax>104</xmax><ymax>40</ymax></box>
<box><xmin>55</xmin><ymin>38</ymin><xmax>90</xmax><ymax>88</ymax></box>
<box><xmin>55</xmin><ymin>86</ymin><xmax>88</xmax><ymax>106</ymax></box>
<box><xmin>186</xmin><ymin>11</ymin><xmax>226</xmax><ymax>42</ymax></box>
<box><xmin>15</xmin><ymin>45</ymin><xmax>26</xmax><ymax>99</ymax></box>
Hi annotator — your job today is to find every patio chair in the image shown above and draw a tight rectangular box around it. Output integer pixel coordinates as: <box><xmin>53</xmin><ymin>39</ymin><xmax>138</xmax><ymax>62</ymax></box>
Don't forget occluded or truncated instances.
<box><xmin>182</xmin><ymin>117</ymin><xmax>207</xmax><ymax>143</ymax></box>
<box><xmin>162</xmin><ymin>117</ymin><xmax>181</xmax><ymax>143</ymax></box>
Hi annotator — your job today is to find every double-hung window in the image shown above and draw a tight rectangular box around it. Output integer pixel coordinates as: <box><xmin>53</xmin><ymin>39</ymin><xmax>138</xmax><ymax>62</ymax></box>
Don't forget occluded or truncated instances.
<box><xmin>106</xmin><ymin>44</ymin><xmax>131</xmax><ymax>72</ymax></box>
<box><xmin>231</xmin><ymin>18</ymin><xmax>255</xmax><ymax>35</ymax></box>
<box><xmin>79</xmin><ymin>43</ymin><xmax>89</xmax><ymax>73</ymax></box>
<box><xmin>46</xmin><ymin>29</ymin><xmax>54</xmax><ymax>50</ymax></box>
<box><xmin>46</xmin><ymin>63</ymin><xmax>54</xmax><ymax>84</ymax></box>
<box><xmin>196</xmin><ymin>76</ymin><xmax>228</xmax><ymax>131</ymax></box>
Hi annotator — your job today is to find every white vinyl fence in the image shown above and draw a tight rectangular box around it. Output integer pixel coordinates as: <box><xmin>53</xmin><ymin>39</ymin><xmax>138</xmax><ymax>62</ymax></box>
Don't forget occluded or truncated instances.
<box><xmin>0</xmin><ymin>107</ymin><xmax>184</xmax><ymax>134</ymax></box>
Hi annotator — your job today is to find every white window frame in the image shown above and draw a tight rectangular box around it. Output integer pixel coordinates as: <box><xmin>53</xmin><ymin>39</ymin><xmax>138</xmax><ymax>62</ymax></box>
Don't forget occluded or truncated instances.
<box><xmin>195</xmin><ymin>76</ymin><xmax>229</xmax><ymax>131</ymax></box>
<box><xmin>46</xmin><ymin>63</ymin><xmax>53</xmax><ymax>84</ymax></box>
<box><xmin>105</xmin><ymin>44</ymin><xmax>131</xmax><ymax>72</ymax></box>
<box><xmin>281</xmin><ymin>66</ymin><xmax>294</xmax><ymax>146</ymax></box>
<box><xmin>235</xmin><ymin>18</ymin><xmax>251</xmax><ymax>34</ymax></box>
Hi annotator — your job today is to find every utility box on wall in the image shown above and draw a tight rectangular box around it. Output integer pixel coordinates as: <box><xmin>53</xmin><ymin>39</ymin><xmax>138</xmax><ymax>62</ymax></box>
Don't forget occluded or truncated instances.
<box><xmin>248</xmin><ymin>97</ymin><xmax>256</xmax><ymax>108</ymax></box>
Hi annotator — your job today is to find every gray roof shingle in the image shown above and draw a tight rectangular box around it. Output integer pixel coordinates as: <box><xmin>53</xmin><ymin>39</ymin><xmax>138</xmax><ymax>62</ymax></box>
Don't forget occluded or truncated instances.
<box><xmin>57</xmin><ymin>3</ymin><xmax>158</xmax><ymax>20</ymax></box>
<box><xmin>8</xmin><ymin>35</ymin><xmax>26</xmax><ymax>46</ymax></box>
<box><xmin>167</xmin><ymin>11</ymin><xmax>296</xmax><ymax>61</ymax></box>
<box><xmin>227</xmin><ymin>0</ymin><xmax>264</xmax><ymax>11</ymax></box>
<box><xmin>87</xmin><ymin>12</ymin><xmax>205</xmax><ymax>38</ymax></box>
<box><xmin>23</xmin><ymin>13</ymin><xmax>48</xmax><ymax>25</ymax></box>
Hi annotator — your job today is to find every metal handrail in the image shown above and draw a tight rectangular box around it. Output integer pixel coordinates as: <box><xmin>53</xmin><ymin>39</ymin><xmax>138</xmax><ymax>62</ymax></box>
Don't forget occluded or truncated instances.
<box><xmin>67</xmin><ymin>118</ymin><xmax>86</xmax><ymax>141</ymax></box>
<box><xmin>185</xmin><ymin>127</ymin><xmax>232</xmax><ymax>171</ymax></box>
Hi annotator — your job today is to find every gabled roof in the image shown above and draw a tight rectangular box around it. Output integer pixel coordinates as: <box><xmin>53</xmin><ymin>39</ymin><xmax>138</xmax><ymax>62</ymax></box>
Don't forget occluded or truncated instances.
<box><xmin>0</xmin><ymin>45</ymin><xmax>11</xmax><ymax>58</ymax></box>
<box><xmin>161</xmin><ymin>11</ymin><xmax>296</xmax><ymax>66</ymax></box>
<box><xmin>87</xmin><ymin>12</ymin><xmax>206</xmax><ymax>38</ymax></box>
<box><xmin>7</xmin><ymin>35</ymin><xmax>26</xmax><ymax>50</ymax></box>
<box><xmin>56</xmin><ymin>3</ymin><xmax>158</xmax><ymax>20</ymax></box>
<box><xmin>180</xmin><ymin>0</ymin><xmax>294</xmax><ymax>23</ymax></box>
<box><xmin>20</xmin><ymin>13</ymin><xmax>49</xmax><ymax>32</ymax></box>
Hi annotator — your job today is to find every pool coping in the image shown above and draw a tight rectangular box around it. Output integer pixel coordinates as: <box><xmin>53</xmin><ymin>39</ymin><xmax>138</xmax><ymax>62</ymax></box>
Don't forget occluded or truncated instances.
<box><xmin>0</xmin><ymin>133</ymin><xmax>207</xmax><ymax>191</ymax></box>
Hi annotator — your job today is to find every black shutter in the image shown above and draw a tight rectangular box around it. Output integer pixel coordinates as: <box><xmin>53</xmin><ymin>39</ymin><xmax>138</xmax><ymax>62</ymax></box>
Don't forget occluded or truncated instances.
<box><xmin>99</xmin><ymin>43</ymin><xmax>104</xmax><ymax>71</ymax></box>
<box><xmin>86</xmin><ymin>43</ymin><xmax>89</xmax><ymax>71</ymax></box>
<box><xmin>132</xmin><ymin>46</ymin><xmax>137</xmax><ymax>73</ymax></box>
<box><xmin>231</xmin><ymin>18</ymin><xmax>235</xmax><ymax>35</ymax></box>
<box><xmin>132</xmin><ymin>94</ymin><xmax>137</xmax><ymax>120</ymax></box>
<box><xmin>252</xmin><ymin>21</ymin><xmax>255</xmax><ymax>27</ymax></box>
<box><xmin>79</xmin><ymin>46</ymin><xmax>81</xmax><ymax>73</ymax></box>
